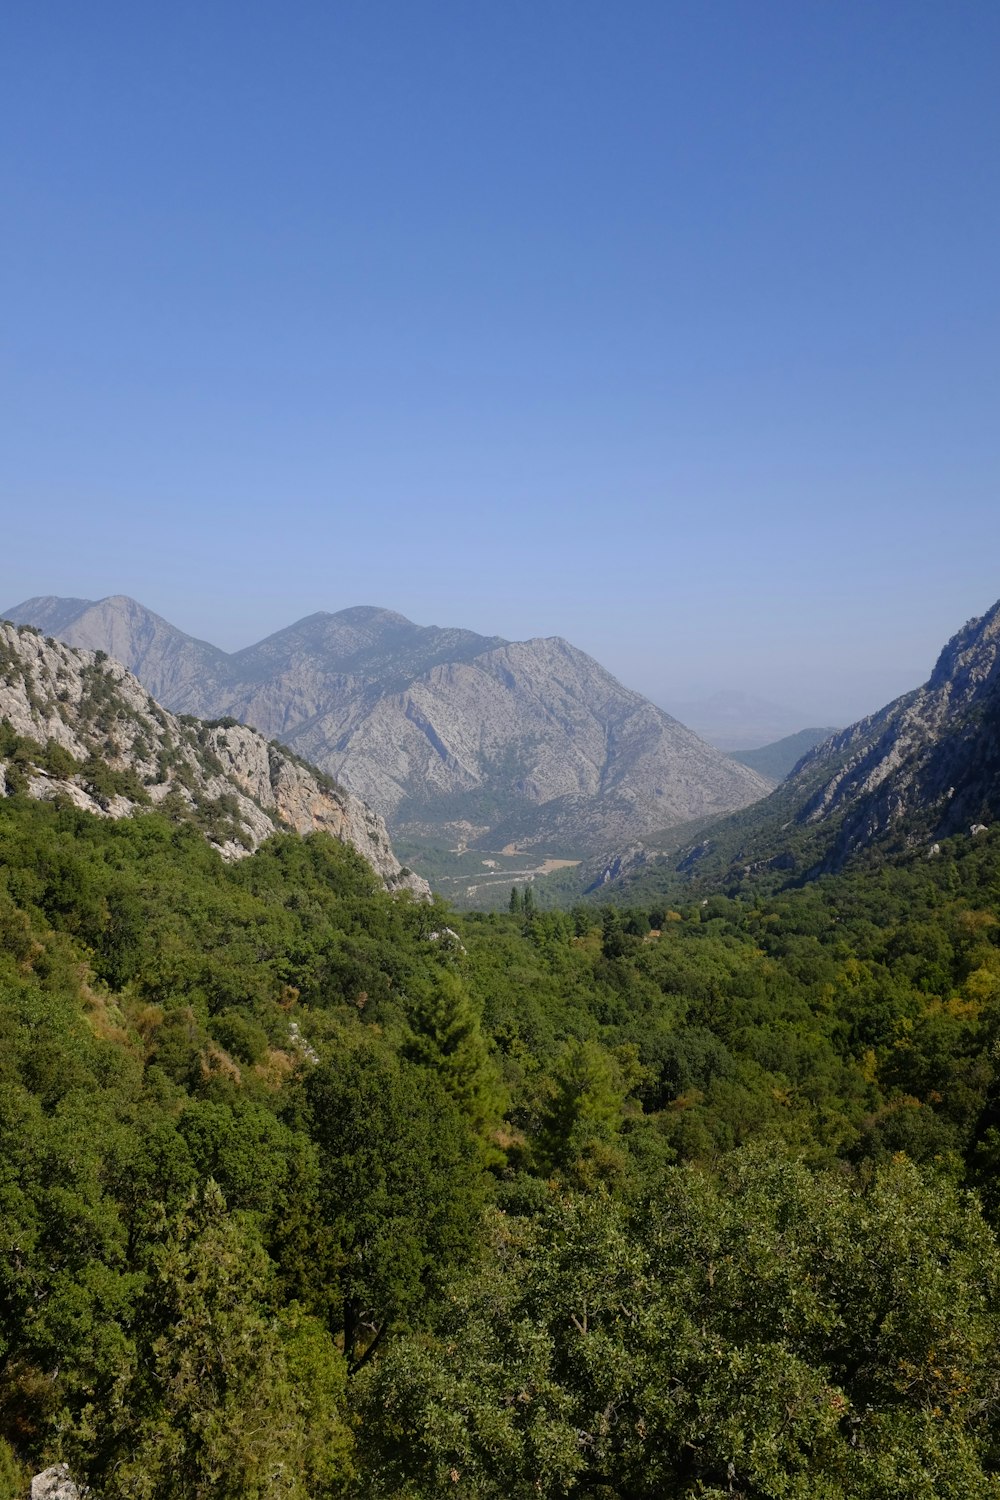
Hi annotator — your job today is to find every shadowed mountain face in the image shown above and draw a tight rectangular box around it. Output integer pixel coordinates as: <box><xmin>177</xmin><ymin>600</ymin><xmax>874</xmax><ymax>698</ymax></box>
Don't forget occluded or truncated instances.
<box><xmin>595</xmin><ymin>597</ymin><xmax>1000</xmax><ymax>896</ymax></box>
<box><xmin>4</xmin><ymin>596</ymin><xmax>770</xmax><ymax>853</ymax></box>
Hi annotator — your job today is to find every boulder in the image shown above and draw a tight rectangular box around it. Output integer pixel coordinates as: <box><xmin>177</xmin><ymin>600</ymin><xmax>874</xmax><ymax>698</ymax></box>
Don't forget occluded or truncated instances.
<box><xmin>31</xmin><ymin>1466</ymin><xmax>81</xmax><ymax>1500</ymax></box>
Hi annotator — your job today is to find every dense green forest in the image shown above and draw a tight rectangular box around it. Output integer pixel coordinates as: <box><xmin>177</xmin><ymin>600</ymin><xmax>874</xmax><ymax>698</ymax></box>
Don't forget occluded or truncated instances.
<box><xmin>3</xmin><ymin>792</ymin><xmax>1000</xmax><ymax>1496</ymax></box>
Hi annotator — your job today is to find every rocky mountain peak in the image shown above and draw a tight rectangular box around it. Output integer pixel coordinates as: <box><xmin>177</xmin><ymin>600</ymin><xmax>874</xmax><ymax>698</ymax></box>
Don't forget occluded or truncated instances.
<box><xmin>621</xmin><ymin>595</ymin><xmax>1000</xmax><ymax>896</ymax></box>
<box><xmin>926</xmin><ymin>598</ymin><xmax>1000</xmax><ymax>699</ymax></box>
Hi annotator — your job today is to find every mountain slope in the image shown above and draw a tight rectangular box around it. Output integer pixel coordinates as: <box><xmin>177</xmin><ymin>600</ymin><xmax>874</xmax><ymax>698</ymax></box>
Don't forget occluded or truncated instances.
<box><xmin>592</xmin><ymin>597</ymin><xmax>1000</xmax><ymax>898</ymax></box>
<box><xmin>4</xmin><ymin>596</ymin><xmax>769</xmax><ymax>853</ymax></box>
<box><xmin>0</xmin><ymin>620</ymin><xmax>428</xmax><ymax>894</ymax></box>
<box><xmin>9</xmin><ymin>594</ymin><xmax>238</xmax><ymax>708</ymax></box>
<box><xmin>790</xmin><ymin>599</ymin><xmax>1000</xmax><ymax>861</ymax></box>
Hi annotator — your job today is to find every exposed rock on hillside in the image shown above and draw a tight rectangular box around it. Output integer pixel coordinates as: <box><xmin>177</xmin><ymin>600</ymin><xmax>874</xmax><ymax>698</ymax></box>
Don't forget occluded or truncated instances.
<box><xmin>31</xmin><ymin>1465</ymin><xmax>81</xmax><ymax>1500</ymax></box>
<box><xmin>4</xmin><ymin>597</ymin><xmax>770</xmax><ymax>853</ymax></box>
<box><xmin>596</xmin><ymin>597</ymin><xmax>1000</xmax><ymax>895</ymax></box>
<box><xmin>789</xmin><ymin>598</ymin><xmax>1000</xmax><ymax>865</ymax></box>
<box><xmin>0</xmin><ymin>622</ymin><xmax>428</xmax><ymax>895</ymax></box>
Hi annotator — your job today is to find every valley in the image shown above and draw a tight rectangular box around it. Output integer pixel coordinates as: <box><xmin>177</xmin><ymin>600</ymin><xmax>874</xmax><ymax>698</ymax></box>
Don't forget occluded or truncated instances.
<box><xmin>6</xmin><ymin>11</ymin><xmax>996</xmax><ymax>1492</ymax></box>
<box><xmin>393</xmin><ymin>837</ymin><xmax>582</xmax><ymax>907</ymax></box>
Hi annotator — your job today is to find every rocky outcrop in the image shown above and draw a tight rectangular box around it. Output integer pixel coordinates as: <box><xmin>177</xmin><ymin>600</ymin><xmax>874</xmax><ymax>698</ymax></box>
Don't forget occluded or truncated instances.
<box><xmin>0</xmin><ymin>622</ymin><xmax>428</xmax><ymax>896</ymax></box>
<box><xmin>605</xmin><ymin>597</ymin><xmax>1000</xmax><ymax>894</ymax></box>
<box><xmin>786</xmin><ymin>598</ymin><xmax>1000</xmax><ymax>865</ymax></box>
<box><xmin>31</xmin><ymin>1467</ymin><xmax>81</xmax><ymax>1500</ymax></box>
<box><xmin>200</xmin><ymin>722</ymin><xmax>414</xmax><ymax>889</ymax></box>
<box><xmin>587</xmin><ymin>843</ymin><xmax>650</xmax><ymax>891</ymax></box>
<box><xmin>4</xmin><ymin>598</ymin><xmax>770</xmax><ymax>853</ymax></box>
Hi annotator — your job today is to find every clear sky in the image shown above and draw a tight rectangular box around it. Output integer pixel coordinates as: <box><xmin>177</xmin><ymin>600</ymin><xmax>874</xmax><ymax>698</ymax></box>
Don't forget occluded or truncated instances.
<box><xmin>3</xmin><ymin>2</ymin><xmax>998</xmax><ymax>727</ymax></box>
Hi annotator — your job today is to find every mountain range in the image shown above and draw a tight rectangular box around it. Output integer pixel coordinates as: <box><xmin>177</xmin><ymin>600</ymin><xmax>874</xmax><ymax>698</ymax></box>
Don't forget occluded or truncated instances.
<box><xmin>3</xmin><ymin>595</ymin><xmax>770</xmax><ymax>855</ymax></box>
<box><xmin>0</xmin><ymin>619</ymin><xmax>429</xmax><ymax>896</ymax></box>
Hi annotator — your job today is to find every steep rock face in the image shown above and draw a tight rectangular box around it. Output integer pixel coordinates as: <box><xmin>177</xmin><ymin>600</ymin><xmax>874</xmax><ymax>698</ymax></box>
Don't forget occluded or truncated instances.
<box><xmin>0</xmin><ymin>622</ymin><xmax>428</xmax><ymax>895</ymax></box>
<box><xmin>788</xmin><ymin>599</ymin><xmax>1000</xmax><ymax>864</ymax></box>
<box><xmin>4</xmin><ymin>597</ymin><xmax>770</xmax><ymax>853</ymax></box>
<box><xmin>609</xmin><ymin>598</ymin><xmax>1000</xmax><ymax>895</ymax></box>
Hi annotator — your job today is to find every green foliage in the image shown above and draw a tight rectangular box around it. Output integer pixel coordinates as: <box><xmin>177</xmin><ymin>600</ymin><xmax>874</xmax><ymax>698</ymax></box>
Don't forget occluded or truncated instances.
<box><xmin>360</xmin><ymin>1149</ymin><xmax>1000</xmax><ymax>1497</ymax></box>
<box><xmin>304</xmin><ymin>1045</ymin><xmax>484</xmax><ymax>1365</ymax></box>
<box><xmin>0</xmin><ymin>1439</ymin><xmax>26</xmax><ymax>1500</ymax></box>
<box><xmin>80</xmin><ymin>753</ymin><xmax>151</xmax><ymax>807</ymax></box>
<box><xmin>536</xmin><ymin>1037</ymin><xmax>630</xmax><ymax>1186</ymax></box>
<box><xmin>404</xmin><ymin>965</ymin><xmax>505</xmax><ymax>1139</ymax></box>
<box><xmin>68</xmin><ymin>1183</ymin><xmax>342</xmax><ymax>1499</ymax></box>
<box><xmin>2</xmin><ymin>791</ymin><xmax>1000</xmax><ymax>1492</ymax></box>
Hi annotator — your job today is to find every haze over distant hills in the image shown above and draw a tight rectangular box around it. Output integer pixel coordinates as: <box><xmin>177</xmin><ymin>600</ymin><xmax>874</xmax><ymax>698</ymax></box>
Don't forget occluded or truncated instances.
<box><xmin>730</xmin><ymin>727</ymin><xmax>841</xmax><ymax>784</ymax></box>
<box><xmin>4</xmin><ymin>594</ymin><xmax>769</xmax><ymax>855</ymax></box>
<box><xmin>664</xmin><ymin>691</ymin><xmax>823</xmax><ymax>751</ymax></box>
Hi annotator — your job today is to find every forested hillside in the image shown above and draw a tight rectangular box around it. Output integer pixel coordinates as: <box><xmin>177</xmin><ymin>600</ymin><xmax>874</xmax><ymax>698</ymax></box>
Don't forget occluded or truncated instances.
<box><xmin>3</xmin><ymin>783</ymin><xmax>1000</xmax><ymax>1496</ymax></box>
<box><xmin>729</xmin><ymin>726</ymin><xmax>839</xmax><ymax>782</ymax></box>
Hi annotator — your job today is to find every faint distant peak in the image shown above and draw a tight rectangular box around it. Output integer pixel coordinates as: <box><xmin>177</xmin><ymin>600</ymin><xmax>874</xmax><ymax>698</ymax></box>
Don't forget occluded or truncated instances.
<box><xmin>3</xmin><ymin>595</ymin><xmax>96</xmax><ymax>632</ymax></box>
<box><xmin>730</xmin><ymin>727</ymin><xmax>841</xmax><ymax>783</ymax></box>
<box><xmin>328</xmin><ymin>605</ymin><xmax>416</xmax><ymax>628</ymax></box>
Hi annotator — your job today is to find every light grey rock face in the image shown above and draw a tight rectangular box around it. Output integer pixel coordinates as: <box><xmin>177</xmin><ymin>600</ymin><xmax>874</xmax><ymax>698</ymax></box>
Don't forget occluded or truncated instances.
<box><xmin>31</xmin><ymin>1466</ymin><xmax>81</xmax><ymax>1500</ymax></box>
<box><xmin>653</xmin><ymin>597</ymin><xmax>1000</xmax><ymax>881</ymax></box>
<box><xmin>592</xmin><ymin>597</ymin><xmax>1000</xmax><ymax>896</ymax></box>
<box><xmin>0</xmin><ymin>622</ymin><xmax>428</xmax><ymax>896</ymax></box>
<box><xmin>4</xmin><ymin>598</ymin><xmax>770</xmax><ymax>854</ymax></box>
<box><xmin>781</xmin><ymin>598</ymin><xmax>1000</xmax><ymax>864</ymax></box>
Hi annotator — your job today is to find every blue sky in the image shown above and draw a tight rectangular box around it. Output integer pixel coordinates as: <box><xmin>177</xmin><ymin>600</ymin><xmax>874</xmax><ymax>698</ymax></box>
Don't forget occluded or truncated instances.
<box><xmin>3</xmin><ymin>2</ymin><xmax>998</xmax><ymax>726</ymax></box>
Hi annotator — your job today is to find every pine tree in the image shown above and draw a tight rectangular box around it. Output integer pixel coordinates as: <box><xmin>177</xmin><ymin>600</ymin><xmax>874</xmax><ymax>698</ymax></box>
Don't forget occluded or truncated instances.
<box><xmin>406</xmin><ymin>968</ymin><xmax>505</xmax><ymax>1137</ymax></box>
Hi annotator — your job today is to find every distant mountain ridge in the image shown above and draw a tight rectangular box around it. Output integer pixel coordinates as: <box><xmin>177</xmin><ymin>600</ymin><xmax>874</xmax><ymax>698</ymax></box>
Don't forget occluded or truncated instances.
<box><xmin>730</xmin><ymin>727</ymin><xmax>840</xmax><ymax>784</ymax></box>
<box><xmin>4</xmin><ymin>595</ymin><xmax>770</xmax><ymax>853</ymax></box>
<box><xmin>0</xmin><ymin>619</ymin><xmax>428</xmax><ymax>895</ymax></box>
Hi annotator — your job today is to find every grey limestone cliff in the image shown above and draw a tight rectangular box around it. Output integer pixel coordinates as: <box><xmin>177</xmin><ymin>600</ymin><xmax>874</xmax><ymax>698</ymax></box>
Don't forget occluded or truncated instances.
<box><xmin>786</xmin><ymin>597</ymin><xmax>1000</xmax><ymax>864</ymax></box>
<box><xmin>0</xmin><ymin>621</ymin><xmax>428</xmax><ymax>895</ymax></box>
<box><xmin>604</xmin><ymin>596</ymin><xmax>1000</xmax><ymax>894</ymax></box>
